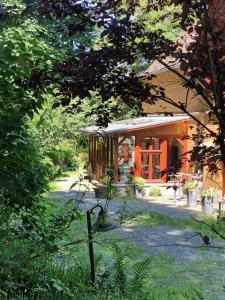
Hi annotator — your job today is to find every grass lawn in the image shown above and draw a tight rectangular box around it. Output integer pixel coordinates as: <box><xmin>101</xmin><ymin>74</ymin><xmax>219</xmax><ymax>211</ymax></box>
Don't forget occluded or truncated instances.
<box><xmin>43</xmin><ymin>179</ymin><xmax>225</xmax><ymax>299</ymax></box>
<box><xmin>43</xmin><ymin>191</ymin><xmax>222</xmax><ymax>299</ymax></box>
<box><xmin>48</xmin><ymin>170</ymin><xmax>80</xmax><ymax>191</ymax></box>
<box><xmin>76</xmin><ymin>218</ymin><xmax>225</xmax><ymax>298</ymax></box>
<box><xmin>127</xmin><ymin>210</ymin><xmax>225</xmax><ymax>240</ymax></box>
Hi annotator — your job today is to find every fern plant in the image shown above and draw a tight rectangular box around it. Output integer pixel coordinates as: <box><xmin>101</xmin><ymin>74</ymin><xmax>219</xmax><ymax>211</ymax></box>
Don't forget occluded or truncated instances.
<box><xmin>110</xmin><ymin>244</ymin><xmax>127</xmax><ymax>296</ymax></box>
<box><xmin>100</xmin><ymin>244</ymin><xmax>152</xmax><ymax>298</ymax></box>
<box><xmin>129</xmin><ymin>257</ymin><xmax>152</xmax><ymax>294</ymax></box>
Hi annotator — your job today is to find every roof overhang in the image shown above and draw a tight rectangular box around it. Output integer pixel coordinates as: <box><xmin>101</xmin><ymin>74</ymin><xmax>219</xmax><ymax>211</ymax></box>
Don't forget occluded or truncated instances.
<box><xmin>79</xmin><ymin>114</ymin><xmax>190</xmax><ymax>135</ymax></box>
<box><xmin>137</xmin><ymin>62</ymin><xmax>180</xmax><ymax>77</ymax></box>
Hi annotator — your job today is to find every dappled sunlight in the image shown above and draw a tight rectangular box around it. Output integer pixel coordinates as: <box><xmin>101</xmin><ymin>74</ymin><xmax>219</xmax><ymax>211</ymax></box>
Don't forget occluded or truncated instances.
<box><xmin>47</xmin><ymin>172</ymin><xmax>225</xmax><ymax>299</ymax></box>
<box><xmin>120</xmin><ymin>227</ymin><xmax>135</xmax><ymax>232</ymax></box>
<box><xmin>167</xmin><ymin>229</ymin><xmax>185</xmax><ymax>236</ymax></box>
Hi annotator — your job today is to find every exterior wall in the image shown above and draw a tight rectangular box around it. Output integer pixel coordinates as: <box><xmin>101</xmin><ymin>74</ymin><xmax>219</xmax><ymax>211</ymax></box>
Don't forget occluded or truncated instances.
<box><xmin>117</xmin><ymin>121</ymin><xmax>188</xmax><ymax>183</ymax></box>
<box><xmin>131</xmin><ymin>121</ymin><xmax>187</xmax><ymax>136</ymax></box>
<box><xmin>88</xmin><ymin>66</ymin><xmax>224</xmax><ymax>193</ymax></box>
<box><xmin>187</xmin><ymin>115</ymin><xmax>223</xmax><ymax>194</ymax></box>
<box><xmin>142</xmin><ymin>69</ymin><xmax>209</xmax><ymax>114</ymax></box>
<box><xmin>140</xmin><ymin>65</ymin><xmax>224</xmax><ymax>194</ymax></box>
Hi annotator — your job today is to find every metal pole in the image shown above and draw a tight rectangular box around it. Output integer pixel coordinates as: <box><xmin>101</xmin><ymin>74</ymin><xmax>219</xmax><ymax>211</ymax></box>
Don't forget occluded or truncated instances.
<box><xmin>87</xmin><ymin>211</ymin><xmax>95</xmax><ymax>284</ymax></box>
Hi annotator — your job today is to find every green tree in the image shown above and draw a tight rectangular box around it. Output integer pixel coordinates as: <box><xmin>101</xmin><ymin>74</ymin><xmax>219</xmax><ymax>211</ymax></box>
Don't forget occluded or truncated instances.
<box><xmin>0</xmin><ymin>3</ymin><xmax>59</xmax><ymax>209</ymax></box>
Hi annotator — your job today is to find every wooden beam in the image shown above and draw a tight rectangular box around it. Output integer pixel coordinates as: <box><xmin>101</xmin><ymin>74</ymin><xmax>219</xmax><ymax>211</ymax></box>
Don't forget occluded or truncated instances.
<box><xmin>161</xmin><ymin>139</ymin><xmax>168</xmax><ymax>182</ymax></box>
<box><xmin>94</xmin><ymin>135</ymin><xmax>97</xmax><ymax>168</ymax></box>
<box><xmin>181</xmin><ymin>137</ymin><xmax>188</xmax><ymax>174</ymax></box>
<box><xmin>90</xmin><ymin>135</ymin><xmax>93</xmax><ymax>164</ymax></box>
<box><xmin>110</xmin><ymin>137</ymin><xmax>113</xmax><ymax>166</ymax></box>
<box><xmin>135</xmin><ymin>135</ymin><xmax>141</xmax><ymax>177</ymax></box>
<box><xmin>114</xmin><ymin>137</ymin><xmax>119</xmax><ymax>183</ymax></box>
<box><xmin>88</xmin><ymin>135</ymin><xmax>91</xmax><ymax>163</ymax></box>
<box><xmin>111</xmin><ymin>119</ymin><xmax>191</xmax><ymax>135</ymax></box>
<box><xmin>106</xmin><ymin>136</ymin><xmax>109</xmax><ymax>165</ymax></box>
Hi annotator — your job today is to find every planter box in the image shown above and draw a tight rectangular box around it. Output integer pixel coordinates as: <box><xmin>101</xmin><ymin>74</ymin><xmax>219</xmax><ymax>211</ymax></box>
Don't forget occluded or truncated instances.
<box><xmin>202</xmin><ymin>196</ymin><xmax>213</xmax><ymax>215</ymax></box>
<box><xmin>187</xmin><ymin>190</ymin><xmax>197</xmax><ymax>208</ymax></box>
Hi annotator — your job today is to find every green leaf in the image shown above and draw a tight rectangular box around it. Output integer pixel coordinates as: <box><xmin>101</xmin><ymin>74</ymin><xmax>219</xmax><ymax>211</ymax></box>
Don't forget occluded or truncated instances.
<box><xmin>53</xmin><ymin>282</ymin><xmax>63</xmax><ymax>292</ymax></box>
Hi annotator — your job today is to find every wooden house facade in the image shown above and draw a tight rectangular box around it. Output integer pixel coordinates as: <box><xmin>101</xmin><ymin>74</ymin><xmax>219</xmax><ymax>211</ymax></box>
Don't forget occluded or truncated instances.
<box><xmin>80</xmin><ymin>58</ymin><xmax>224</xmax><ymax>196</ymax></box>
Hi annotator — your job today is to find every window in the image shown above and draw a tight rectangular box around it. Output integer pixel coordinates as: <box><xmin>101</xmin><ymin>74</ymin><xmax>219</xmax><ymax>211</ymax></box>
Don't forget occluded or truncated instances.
<box><xmin>140</xmin><ymin>137</ymin><xmax>162</xmax><ymax>181</ymax></box>
<box><xmin>118</xmin><ymin>136</ymin><xmax>135</xmax><ymax>182</ymax></box>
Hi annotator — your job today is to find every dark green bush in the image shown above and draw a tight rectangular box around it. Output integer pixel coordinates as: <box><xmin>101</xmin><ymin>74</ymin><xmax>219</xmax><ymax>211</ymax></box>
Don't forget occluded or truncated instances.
<box><xmin>0</xmin><ymin>134</ymin><xmax>52</xmax><ymax>210</ymax></box>
<box><xmin>0</xmin><ymin>197</ymin><xmax>84</xmax><ymax>299</ymax></box>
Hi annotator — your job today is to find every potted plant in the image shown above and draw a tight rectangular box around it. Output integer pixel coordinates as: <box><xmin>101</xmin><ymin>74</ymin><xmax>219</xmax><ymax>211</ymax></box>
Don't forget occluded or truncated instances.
<box><xmin>132</xmin><ymin>176</ymin><xmax>145</xmax><ymax>198</ymax></box>
<box><xmin>149</xmin><ymin>186</ymin><xmax>161</xmax><ymax>197</ymax></box>
<box><xmin>183</xmin><ymin>181</ymin><xmax>197</xmax><ymax>208</ymax></box>
<box><xmin>200</xmin><ymin>186</ymin><xmax>216</xmax><ymax>215</ymax></box>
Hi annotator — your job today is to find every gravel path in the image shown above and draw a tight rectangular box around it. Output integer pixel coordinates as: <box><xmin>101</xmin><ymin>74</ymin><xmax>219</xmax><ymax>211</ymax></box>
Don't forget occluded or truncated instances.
<box><xmin>51</xmin><ymin>175</ymin><xmax>225</xmax><ymax>299</ymax></box>
<box><xmin>52</xmin><ymin>175</ymin><xmax>225</xmax><ymax>261</ymax></box>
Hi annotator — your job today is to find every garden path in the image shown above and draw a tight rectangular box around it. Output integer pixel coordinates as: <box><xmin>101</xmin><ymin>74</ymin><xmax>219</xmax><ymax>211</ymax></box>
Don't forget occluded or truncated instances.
<box><xmin>53</xmin><ymin>175</ymin><xmax>225</xmax><ymax>260</ymax></box>
<box><xmin>51</xmin><ymin>174</ymin><xmax>225</xmax><ymax>299</ymax></box>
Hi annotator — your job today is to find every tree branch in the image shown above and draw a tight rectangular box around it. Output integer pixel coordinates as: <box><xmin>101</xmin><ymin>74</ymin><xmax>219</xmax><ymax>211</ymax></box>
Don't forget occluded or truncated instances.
<box><xmin>156</xmin><ymin>58</ymin><xmax>216</xmax><ymax>113</ymax></box>
<box><xmin>154</xmin><ymin>94</ymin><xmax>217</xmax><ymax>137</ymax></box>
<box><xmin>191</xmin><ymin>215</ymin><xmax>225</xmax><ymax>241</ymax></box>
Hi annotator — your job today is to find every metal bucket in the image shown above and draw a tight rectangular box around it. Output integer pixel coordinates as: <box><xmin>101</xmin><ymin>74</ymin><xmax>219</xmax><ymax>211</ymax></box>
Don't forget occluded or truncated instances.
<box><xmin>135</xmin><ymin>188</ymin><xmax>145</xmax><ymax>198</ymax></box>
<box><xmin>187</xmin><ymin>190</ymin><xmax>197</xmax><ymax>207</ymax></box>
<box><xmin>95</xmin><ymin>187</ymin><xmax>107</xmax><ymax>199</ymax></box>
<box><xmin>202</xmin><ymin>196</ymin><xmax>213</xmax><ymax>215</ymax></box>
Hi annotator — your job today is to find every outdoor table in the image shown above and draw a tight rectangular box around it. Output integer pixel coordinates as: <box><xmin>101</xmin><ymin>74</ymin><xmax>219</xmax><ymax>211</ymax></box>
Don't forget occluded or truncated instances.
<box><xmin>172</xmin><ymin>173</ymin><xmax>183</xmax><ymax>200</ymax></box>
<box><xmin>173</xmin><ymin>172</ymin><xmax>203</xmax><ymax>201</ymax></box>
<box><xmin>177</xmin><ymin>172</ymin><xmax>202</xmax><ymax>182</ymax></box>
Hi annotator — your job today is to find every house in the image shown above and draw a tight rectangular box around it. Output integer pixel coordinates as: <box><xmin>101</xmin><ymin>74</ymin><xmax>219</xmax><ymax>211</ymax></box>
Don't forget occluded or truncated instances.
<box><xmin>80</xmin><ymin>57</ymin><xmax>224</xmax><ymax>196</ymax></box>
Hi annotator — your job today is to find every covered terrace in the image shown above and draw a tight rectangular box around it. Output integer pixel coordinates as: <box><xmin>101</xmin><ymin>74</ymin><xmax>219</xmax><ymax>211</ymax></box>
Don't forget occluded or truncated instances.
<box><xmin>80</xmin><ymin>114</ymin><xmax>191</xmax><ymax>191</ymax></box>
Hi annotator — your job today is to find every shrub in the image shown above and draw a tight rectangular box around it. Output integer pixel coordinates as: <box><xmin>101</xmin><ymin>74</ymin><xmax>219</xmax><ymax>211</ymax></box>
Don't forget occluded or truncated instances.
<box><xmin>132</xmin><ymin>177</ymin><xmax>145</xmax><ymax>192</ymax></box>
<box><xmin>149</xmin><ymin>186</ymin><xmax>161</xmax><ymax>197</ymax></box>
<box><xmin>76</xmin><ymin>151</ymin><xmax>89</xmax><ymax>170</ymax></box>
<box><xmin>0</xmin><ymin>138</ymin><xmax>52</xmax><ymax>209</ymax></box>
<box><xmin>99</xmin><ymin>174</ymin><xmax>110</xmax><ymax>185</ymax></box>
<box><xmin>0</xmin><ymin>196</ymin><xmax>84</xmax><ymax>299</ymax></box>
<box><xmin>47</xmin><ymin>143</ymin><xmax>79</xmax><ymax>174</ymax></box>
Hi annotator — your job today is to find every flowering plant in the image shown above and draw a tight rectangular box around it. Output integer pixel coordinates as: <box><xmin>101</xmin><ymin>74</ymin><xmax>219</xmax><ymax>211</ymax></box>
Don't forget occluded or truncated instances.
<box><xmin>132</xmin><ymin>176</ymin><xmax>145</xmax><ymax>192</ymax></box>
<box><xmin>183</xmin><ymin>181</ymin><xmax>197</xmax><ymax>191</ymax></box>
<box><xmin>200</xmin><ymin>186</ymin><xmax>216</xmax><ymax>198</ymax></box>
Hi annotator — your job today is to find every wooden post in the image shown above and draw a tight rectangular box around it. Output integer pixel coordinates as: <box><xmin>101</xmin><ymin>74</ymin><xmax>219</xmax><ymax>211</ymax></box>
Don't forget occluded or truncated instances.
<box><xmin>181</xmin><ymin>137</ymin><xmax>188</xmax><ymax>174</ymax></box>
<box><xmin>161</xmin><ymin>139</ymin><xmax>168</xmax><ymax>182</ymax></box>
<box><xmin>106</xmin><ymin>136</ymin><xmax>109</xmax><ymax>166</ymax></box>
<box><xmin>90</xmin><ymin>135</ymin><xmax>93</xmax><ymax>166</ymax></box>
<box><xmin>110</xmin><ymin>137</ymin><xmax>113</xmax><ymax>166</ymax></box>
<box><xmin>175</xmin><ymin>137</ymin><xmax>188</xmax><ymax>175</ymax></box>
<box><xmin>183</xmin><ymin>121</ymin><xmax>189</xmax><ymax>175</ymax></box>
<box><xmin>93</xmin><ymin>136</ymin><xmax>97</xmax><ymax>178</ymax></box>
<box><xmin>114</xmin><ymin>137</ymin><xmax>119</xmax><ymax>183</ymax></box>
<box><xmin>135</xmin><ymin>136</ymin><xmax>141</xmax><ymax>177</ymax></box>
<box><xmin>88</xmin><ymin>135</ymin><xmax>91</xmax><ymax>163</ymax></box>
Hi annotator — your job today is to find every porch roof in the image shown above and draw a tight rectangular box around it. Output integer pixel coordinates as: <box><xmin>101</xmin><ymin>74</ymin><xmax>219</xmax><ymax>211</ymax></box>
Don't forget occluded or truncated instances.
<box><xmin>79</xmin><ymin>114</ymin><xmax>190</xmax><ymax>135</ymax></box>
